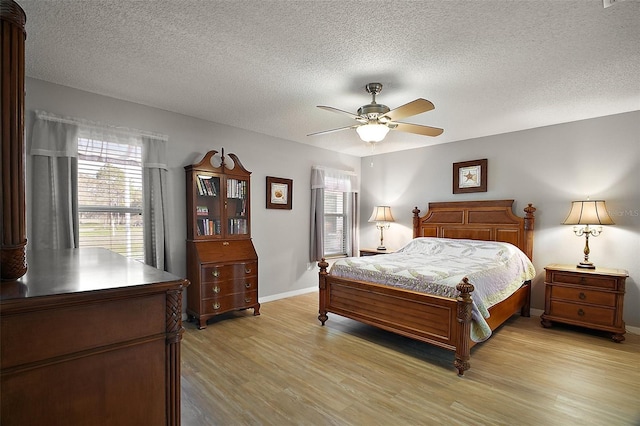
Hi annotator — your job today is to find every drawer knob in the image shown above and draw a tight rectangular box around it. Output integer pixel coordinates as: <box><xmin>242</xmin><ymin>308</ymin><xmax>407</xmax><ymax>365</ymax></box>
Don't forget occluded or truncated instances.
<box><xmin>577</xmin><ymin>308</ymin><xmax>585</xmax><ymax>316</ymax></box>
<box><xmin>213</xmin><ymin>302</ymin><xmax>221</xmax><ymax>310</ymax></box>
<box><xmin>212</xmin><ymin>286</ymin><xmax>220</xmax><ymax>294</ymax></box>
<box><xmin>223</xmin><ymin>241</ymin><xmax>230</xmax><ymax>246</ymax></box>
<box><xmin>211</xmin><ymin>270</ymin><xmax>220</xmax><ymax>278</ymax></box>
<box><xmin>245</xmin><ymin>282</ymin><xmax>251</xmax><ymax>288</ymax></box>
<box><xmin>580</xmin><ymin>277</ymin><xmax>586</xmax><ymax>284</ymax></box>
<box><xmin>245</xmin><ymin>297</ymin><xmax>252</xmax><ymax>303</ymax></box>
<box><xmin>579</xmin><ymin>292</ymin><xmax>586</xmax><ymax>300</ymax></box>
<box><xmin>245</xmin><ymin>267</ymin><xmax>252</xmax><ymax>274</ymax></box>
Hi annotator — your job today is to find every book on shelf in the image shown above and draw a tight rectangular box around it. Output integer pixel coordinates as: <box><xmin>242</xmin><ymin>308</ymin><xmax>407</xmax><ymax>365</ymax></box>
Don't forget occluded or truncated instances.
<box><xmin>228</xmin><ymin>218</ymin><xmax>248</xmax><ymax>235</ymax></box>
<box><xmin>197</xmin><ymin>175</ymin><xmax>217</xmax><ymax>197</ymax></box>
<box><xmin>195</xmin><ymin>176</ymin><xmax>204</xmax><ymax>196</ymax></box>
<box><xmin>226</xmin><ymin>178</ymin><xmax>247</xmax><ymax>199</ymax></box>
<box><xmin>196</xmin><ymin>217</ymin><xmax>222</xmax><ymax>236</ymax></box>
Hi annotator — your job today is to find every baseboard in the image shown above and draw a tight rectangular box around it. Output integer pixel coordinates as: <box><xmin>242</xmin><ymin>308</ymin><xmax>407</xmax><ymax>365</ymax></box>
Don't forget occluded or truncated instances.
<box><xmin>627</xmin><ymin>325</ymin><xmax>640</xmax><ymax>335</ymax></box>
<box><xmin>530</xmin><ymin>308</ymin><xmax>544</xmax><ymax>317</ymax></box>
<box><xmin>258</xmin><ymin>286</ymin><xmax>318</xmax><ymax>304</ymax></box>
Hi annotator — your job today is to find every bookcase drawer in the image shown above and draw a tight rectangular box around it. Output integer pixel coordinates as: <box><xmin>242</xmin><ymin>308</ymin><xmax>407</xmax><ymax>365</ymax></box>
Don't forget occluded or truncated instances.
<box><xmin>203</xmin><ymin>291</ymin><xmax>258</xmax><ymax>315</ymax></box>
<box><xmin>201</xmin><ymin>261</ymin><xmax>257</xmax><ymax>283</ymax></box>
<box><xmin>202</xmin><ymin>276</ymin><xmax>258</xmax><ymax>298</ymax></box>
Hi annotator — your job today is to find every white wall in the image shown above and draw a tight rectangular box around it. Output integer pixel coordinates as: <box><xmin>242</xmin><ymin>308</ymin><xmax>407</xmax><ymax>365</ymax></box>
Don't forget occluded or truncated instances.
<box><xmin>24</xmin><ymin>78</ymin><xmax>361</xmax><ymax>302</ymax></box>
<box><xmin>360</xmin><ymin>111</ymin><xmax>640</xmax><ymax>328</ymax></box>
<box><xmin>24</xmin><ymin>78</ymin><xmax>639</xmax><ymax>328</ymax></box>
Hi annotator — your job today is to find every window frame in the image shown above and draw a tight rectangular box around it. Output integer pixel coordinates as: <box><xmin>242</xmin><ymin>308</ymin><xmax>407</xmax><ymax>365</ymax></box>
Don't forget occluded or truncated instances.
<box><xmin>322</xmin><ymin>189</ymin><xmax>351</xmax><ymax>258</ymax></box>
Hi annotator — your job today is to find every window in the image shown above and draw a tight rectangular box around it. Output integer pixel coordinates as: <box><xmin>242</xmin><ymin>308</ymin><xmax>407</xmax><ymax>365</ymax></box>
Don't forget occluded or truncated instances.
<box><xmin>323</xmin><ymin>189</ymin><xmax>348</xmax><ymax>256</ymax></box>
<box><xmin>310</xmin><ymin>166</ymin><xmax>358</xmax><ymax>261</ymax></box>
<box><xmin>77</xmin><ymin>137</ymin><xmax>144</xmax><ymax>261</ymax></box>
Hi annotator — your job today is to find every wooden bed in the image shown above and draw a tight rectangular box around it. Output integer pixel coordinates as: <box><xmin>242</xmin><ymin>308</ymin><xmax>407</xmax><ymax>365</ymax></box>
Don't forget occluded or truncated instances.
<box><xmin>318</xmin><ymin>200</ymin><xmax>536</xmax><ymax>376</ymax></box>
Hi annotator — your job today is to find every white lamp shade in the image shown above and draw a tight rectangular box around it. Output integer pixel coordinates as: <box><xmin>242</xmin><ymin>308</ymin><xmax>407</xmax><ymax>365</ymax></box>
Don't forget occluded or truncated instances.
<box><xmin>356</xmin><ymin>124</ymin><xmax>390</xmax><ymax>142</ymax></box>
<box><xmin>368</xmin><ymin>206</ymin><xmax>395</xmax><ymax>223</ymax></box>
<box><xmin>562</xmin><ymin>200</ymin><xmax>615</xmax><ymax>225</ymax></box>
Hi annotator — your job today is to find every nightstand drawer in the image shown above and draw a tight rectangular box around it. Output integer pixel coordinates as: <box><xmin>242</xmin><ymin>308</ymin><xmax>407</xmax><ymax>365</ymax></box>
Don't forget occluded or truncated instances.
<box><xmin>548</xmin><ymin>271</ymin><xmax>617</xmax><ymax>289</ymax></box>
<box><xmin>550</xmin><ymin>286</ymin><xmax>616</xmax><ymax>307</ymax></box>
<box><xmin>549</xmin><ymin>301</ymin><xmax>615</xmax><ymax>327</ymax></box>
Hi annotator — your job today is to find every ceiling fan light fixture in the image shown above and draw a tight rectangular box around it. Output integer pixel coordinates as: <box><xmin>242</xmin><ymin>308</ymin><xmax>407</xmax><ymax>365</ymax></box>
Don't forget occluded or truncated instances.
<box><xmin>356</xmin><ymin>123</ymin><xmax>390</xmax><ymax>142</ymax></box>
<box><xmin>310</xmin><ymin>83</ymin><xmax>442</xmax><ymax>141</ymax></box>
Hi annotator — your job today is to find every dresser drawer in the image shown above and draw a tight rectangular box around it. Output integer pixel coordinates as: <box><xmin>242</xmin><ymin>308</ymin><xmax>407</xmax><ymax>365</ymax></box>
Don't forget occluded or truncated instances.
<box><xmin>548</xmin><ymin>301</ymin><xmax>615</xmax><ymax>327</ymax></box>
<box><xmin>548</xmin><ymin>271</ymin><xmax>617</xmax><ymax>289</ymax></box>
<box><xmin>201</xmin><ymin>261</ymin><xmax>257</xmax><ymax>282</ymax></box>
<box><xmin>550</xmin><ymin>286</ymin><xmax>616</xmax><ymax>307</ymax></box>
<box><xmin>202</xmin><ymin>276</ymin><xmax>258</xmax><ymax>298</ymax></box>
<box><xmin>203</xmin><ymin>290</ymin><xmax>258</xmax><ymax>314</ymax></box>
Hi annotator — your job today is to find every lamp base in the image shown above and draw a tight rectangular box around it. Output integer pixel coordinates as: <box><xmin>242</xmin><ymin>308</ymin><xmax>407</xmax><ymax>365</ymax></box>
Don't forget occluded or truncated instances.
<box><xmin>376</xmin><ymin>246</ymin><xmax>387</xmax><ymax>251</ymax></box>
<box><xmin>577</xmin><ymin>261</ymin><xmax>595</xmax><ymax>269</ymax></box>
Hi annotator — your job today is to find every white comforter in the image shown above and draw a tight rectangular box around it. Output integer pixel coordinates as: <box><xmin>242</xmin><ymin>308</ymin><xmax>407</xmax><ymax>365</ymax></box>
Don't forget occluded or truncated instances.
<box><xmin>330</xmin><ymin>237</ymin><xmax>536</xmax><ymax>342</ymax></box>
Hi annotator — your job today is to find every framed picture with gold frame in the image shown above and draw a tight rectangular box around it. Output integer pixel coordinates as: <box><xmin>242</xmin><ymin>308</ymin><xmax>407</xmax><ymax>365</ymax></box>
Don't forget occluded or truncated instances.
<box><xmin>266</xmin><ymin>176</ymin><xmax>292</xmax><ymax>209</ymax></box>
<box><xmin>453</xmin><ymin>159</ymin><xmax>487</xmax><ymax>194</ymax></box>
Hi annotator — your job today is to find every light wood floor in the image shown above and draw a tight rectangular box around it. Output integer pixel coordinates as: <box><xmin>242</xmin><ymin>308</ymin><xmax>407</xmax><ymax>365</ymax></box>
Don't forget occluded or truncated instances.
<box><xmin>181</xmin><ymin>292</ymin><xmax>640</xmax><ymax>426</ymax></box>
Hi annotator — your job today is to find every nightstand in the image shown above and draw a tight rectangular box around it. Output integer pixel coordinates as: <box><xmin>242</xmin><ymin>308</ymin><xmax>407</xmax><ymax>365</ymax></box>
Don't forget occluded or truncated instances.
<box><xmin>541</xmin><ymin>264</ymin><xmax>628</xmax><ymax>342</ymax></box>
<box><xmin>359</xmin><ymin>248</ymin><xmax>394</xmax><ymax>256</ymax></box>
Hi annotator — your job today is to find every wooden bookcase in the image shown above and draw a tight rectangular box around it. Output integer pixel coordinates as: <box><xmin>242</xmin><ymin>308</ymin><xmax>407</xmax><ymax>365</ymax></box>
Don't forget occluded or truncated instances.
<box><xmin>185</xmin><ymin>149</ymin><xmax>259</xmax><ymax>329</ymax></box>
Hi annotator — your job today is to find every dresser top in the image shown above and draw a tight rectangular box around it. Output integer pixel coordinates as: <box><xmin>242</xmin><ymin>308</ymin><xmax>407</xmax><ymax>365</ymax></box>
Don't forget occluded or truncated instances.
<box><xmin>1</xmin><ymin>248</ymin><xmax>187</xmax><ymax>302</ymax></box>
<box><xmin>545</xmin><ymin>263</ymin><xmax>629</xmax><ymax>278</ymax></box>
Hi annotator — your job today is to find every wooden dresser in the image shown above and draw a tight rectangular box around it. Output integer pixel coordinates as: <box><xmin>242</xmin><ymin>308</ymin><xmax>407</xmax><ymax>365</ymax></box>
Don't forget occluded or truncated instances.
<box><xmin>540</xmin><ymin>264</ymin><xmax>627</xmax><ymax>342</ymax></box>
<box><xmin>0</xmin><ymin>248</ymin><xmax>189</xmax><ymax>425</ymax></box>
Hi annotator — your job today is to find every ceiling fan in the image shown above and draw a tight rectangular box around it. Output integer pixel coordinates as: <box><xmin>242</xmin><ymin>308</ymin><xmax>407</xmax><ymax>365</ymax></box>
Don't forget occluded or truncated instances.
<box><xmin>308</xmin><ymin>83</ymin><xmax>443</xmax><ymax>143</ymax></box>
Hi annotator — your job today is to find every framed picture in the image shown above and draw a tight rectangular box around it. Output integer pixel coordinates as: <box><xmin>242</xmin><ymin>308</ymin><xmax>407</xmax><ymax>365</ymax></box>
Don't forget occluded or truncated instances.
<box><xmin>453</xmin><ymin>159</ymin><xmax>487</xmax><ymax>194</ymax></box>
<box><xmin>266</xmin><ymin>176</ymin><xmax>292</xmax><ymax>210</ymax></box>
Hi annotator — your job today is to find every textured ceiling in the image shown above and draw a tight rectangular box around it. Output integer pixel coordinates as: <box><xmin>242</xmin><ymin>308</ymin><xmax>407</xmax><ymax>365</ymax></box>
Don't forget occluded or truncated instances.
<box><xmin>18</xmin><ymin>0</ymin><xmax>640</xmax><ymax>157</ymax></box>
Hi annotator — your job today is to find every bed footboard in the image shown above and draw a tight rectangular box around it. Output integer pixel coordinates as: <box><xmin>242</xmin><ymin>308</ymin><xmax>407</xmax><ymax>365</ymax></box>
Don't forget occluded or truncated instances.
<box><xmin>318</xmin><ymin>258</ymin><xmax>475</xmax><ymax>376</ymax></box>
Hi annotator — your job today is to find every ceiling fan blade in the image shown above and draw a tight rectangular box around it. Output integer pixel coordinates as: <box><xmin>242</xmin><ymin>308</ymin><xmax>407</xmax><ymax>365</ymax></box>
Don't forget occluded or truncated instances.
<box><xmin>307</xmin><ymin>124</ymin><xmax>359</xmax><ymax>137</ymax></box>
<box><xmin>394</xmin><ymin>122</ymin><xmax>444</xmax><ymax>137</ymax></box>
<box><xmin>382</xmin><ymin>99</ymin><xmax>435</xmax><ymax>122</ymax></box>
<box><xmin>317</xmin><ymin>105</ymin><xmax>362</xmax><ymax>120</ymax></box>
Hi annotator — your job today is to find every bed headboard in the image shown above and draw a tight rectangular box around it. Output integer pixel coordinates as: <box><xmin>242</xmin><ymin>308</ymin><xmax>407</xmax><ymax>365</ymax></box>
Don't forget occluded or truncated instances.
<box><xmin>412</xmin><ymin>200</ymin><xmax>535</xmax><ymax>260</ymax></box>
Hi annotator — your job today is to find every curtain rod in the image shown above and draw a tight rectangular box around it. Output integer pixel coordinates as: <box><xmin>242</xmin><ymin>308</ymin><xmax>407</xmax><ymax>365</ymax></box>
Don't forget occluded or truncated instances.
<box><xmin>35</xmin><ymin>110</ymin><xmax>168</xmax><ymax>141</ymax></box>
<box><xmin>312</xmin><ymin>165</ymin><xmax>357</xmax><ymax>175</ymax></box>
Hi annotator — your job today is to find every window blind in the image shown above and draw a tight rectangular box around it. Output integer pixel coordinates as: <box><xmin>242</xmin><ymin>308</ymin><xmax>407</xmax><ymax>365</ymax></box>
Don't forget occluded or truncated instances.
<box><xmin>77</xmin><ymin>137</ymin><xmax>144</xmax><ymax>261</ymax></box>
<box><xmin>323</xmin><ymin>190</ymin><xmax>347</xmax><ymax>256</ymax></box>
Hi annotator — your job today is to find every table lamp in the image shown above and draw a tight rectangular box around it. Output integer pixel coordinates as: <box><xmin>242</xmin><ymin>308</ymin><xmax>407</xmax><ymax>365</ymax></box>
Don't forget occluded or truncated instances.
<box><xmin>368</xmin><ymin>206</ymin><xmax>395</xmax><ymax>250</ymax></box>
<box><xmin>562</xmin><ymin>199</ymin><xmax>614</xmax><ymax>269</ymax></box>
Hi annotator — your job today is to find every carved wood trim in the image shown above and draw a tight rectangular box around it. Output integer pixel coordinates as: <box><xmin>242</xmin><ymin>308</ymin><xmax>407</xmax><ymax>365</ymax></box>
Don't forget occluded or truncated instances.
<box><xmin>165</xmin><ymin>284</ymin><xmax>186</xmax><ymax>426</ymax></box>
<box><xmin>1</xmin><ymin>0</ymin><xmax>28</xmax><ymax>280</ymax></box>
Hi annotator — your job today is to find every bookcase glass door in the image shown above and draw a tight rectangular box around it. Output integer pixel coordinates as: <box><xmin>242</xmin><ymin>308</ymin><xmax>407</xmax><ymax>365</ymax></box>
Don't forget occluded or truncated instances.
<box><xmin>226</xmin><ymin>177</ymin><xmax>249</xmax><ymax>236</ymax></box>
<box><xmin>195</xmin><ymin>174</ymin><xmax>222</xmax><ymax>237</ymax></box>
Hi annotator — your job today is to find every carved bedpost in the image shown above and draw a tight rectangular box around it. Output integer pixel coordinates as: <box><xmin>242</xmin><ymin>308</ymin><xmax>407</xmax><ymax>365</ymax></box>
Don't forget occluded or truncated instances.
<box><xmin>523</xmin><ymin>203</ymin><xmax>536</xmax><ymax>261</ymax></box>
<box><xmin>412</xmin><ymin>207</ymin><xmax>420</xmax><ymax>238</ymax></box>
<box><xmin>454</xmin><ymin>277</ymin><xmax>474</xmax><ymax>376</ymax></box>
<box><xmin>318</xmin><ymin>258</ymin><xmax>329</xmax><ymax>325</ymax></box>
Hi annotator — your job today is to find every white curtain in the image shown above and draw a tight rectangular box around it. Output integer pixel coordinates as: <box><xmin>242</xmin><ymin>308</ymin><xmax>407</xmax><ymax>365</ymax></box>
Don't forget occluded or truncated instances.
<box><xmin>30</xmin><ymin>110</ymin><xmax>170</xmax><ymax>269</ymax></box>
<box><xmin>309</xmin><ymin>166</ymin><xmax>359</xmax><ymax>262</ymax></box>
<box><xmin>142</xmin><ymin>136</ymin><xmax>170</xmax><ymax>270</ymax></box>
<box><xmin>30</xmin><ymin>114</ymin><xmax>80</xmax><ymax>250</ymax></box>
